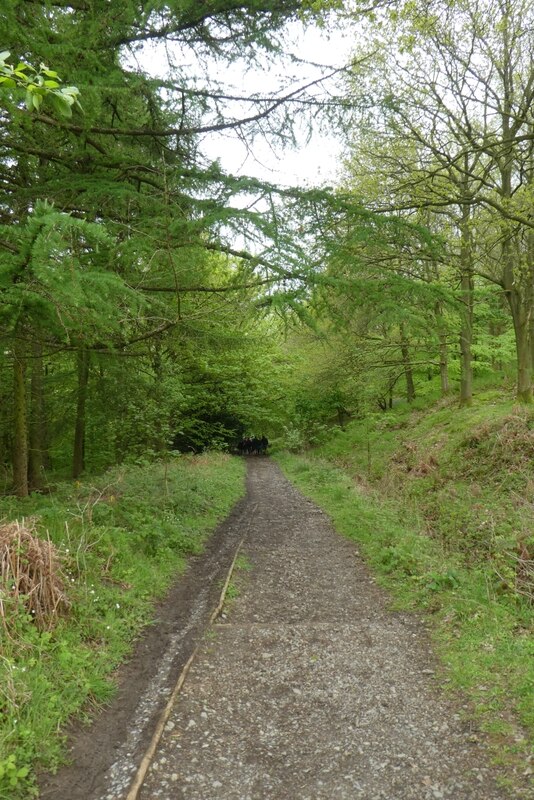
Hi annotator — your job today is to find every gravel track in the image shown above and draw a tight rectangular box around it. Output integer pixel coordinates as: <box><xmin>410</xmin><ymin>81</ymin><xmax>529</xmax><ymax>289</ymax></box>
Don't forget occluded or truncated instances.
<box><xmin>38</xmin><ymin>494</ymin><xmax>251</xmax><ymax>800</ymax></box>
<box><xmin>137</xmin><ymin>458</ymin><xmax>522</xmax><ymax>800</ymax></box>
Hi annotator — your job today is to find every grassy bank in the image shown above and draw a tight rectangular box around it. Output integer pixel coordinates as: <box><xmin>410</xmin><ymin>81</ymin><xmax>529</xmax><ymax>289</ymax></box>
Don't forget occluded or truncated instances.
<box><xmin>277</xmin><ymin>391</ymin><xmax>534</xmax><ymax>790</ymax></box>
<box><xmin>0</xmin><ymin>454</ymin><xmax>245</xmax><ymax>799</ymax></box>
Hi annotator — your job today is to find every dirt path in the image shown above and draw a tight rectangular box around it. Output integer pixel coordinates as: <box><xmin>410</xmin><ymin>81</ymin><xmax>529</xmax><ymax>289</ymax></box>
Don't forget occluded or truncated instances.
<box><xmin>38</xmin><ymin>494</ymin><xmax>251</xmax><ymax>800</ymax></box>
<box><xmin>134</xmin><ymin>458</ymin><xmax>518</xmax><ymax>800</ymax></box>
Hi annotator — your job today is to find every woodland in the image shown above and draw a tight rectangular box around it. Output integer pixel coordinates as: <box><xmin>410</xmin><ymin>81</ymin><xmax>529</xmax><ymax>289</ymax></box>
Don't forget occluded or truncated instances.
<box><xmin>3</xmin><ymin>0</ymin><xmax>534</xmax><ymax>495</ymax></box>
<box><xmin>1</xmin><ymin>1</ymin><xmax>534</xmax><ymax>796</ymax></box>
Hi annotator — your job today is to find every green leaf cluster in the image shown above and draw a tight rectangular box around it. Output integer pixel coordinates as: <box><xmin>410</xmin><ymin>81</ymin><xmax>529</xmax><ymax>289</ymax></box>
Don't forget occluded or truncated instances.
<box><xmin>0</xmin><ymin>51</ymin><xmax>81</xmax><ymax>117</ymax></box>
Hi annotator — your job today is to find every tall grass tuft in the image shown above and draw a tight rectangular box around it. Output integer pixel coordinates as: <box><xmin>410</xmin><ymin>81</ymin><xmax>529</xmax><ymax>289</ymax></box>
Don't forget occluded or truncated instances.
<box><xmin>0</xmin><ymin>519</ymin><xmax>69</xmax><ymax>632</ymax></box>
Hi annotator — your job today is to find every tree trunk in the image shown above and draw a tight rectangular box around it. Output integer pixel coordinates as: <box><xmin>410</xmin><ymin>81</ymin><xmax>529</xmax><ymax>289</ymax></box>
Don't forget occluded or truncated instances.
<box><xmin>435</xmin><ymin>302</ymin><xmax>450</xmax><ymax>395</ymax></box>
<box><xmin>400</xmin><ymin>324</ymin><xmax>416</xmax><ymax>403</ymax></box>
<box><xmin>529</xmin><ymin>315</ymin><xmax>534</xmax><ymax>377</ymax></box>
<box><xmin>515</xmin><ymin>323</ymin><xmax>532</xmax><ymax>403</ymax></box>
<box><xmin>459</xmin><ymin>204</ymin><xmax>474</xmax><ymax>407</ymax></box>
<box><xmin>501</xmin><ymin>225</ymin><xmax>533</xmax><ymax>403</ymax></box>
<box><xmin>508</xmin><ymin>287</ymin><xmax>532</xmax><ymax>403</ymax></box>
<box><xmin>488</xmin><ymin>321</ymin><xmax>503</xmax><ymax>371</ymax></box>
<box><xmin>439</xmin><ymin>336</ymin><xmax>450</xmax><ymax>395</ymax></box>
<box><xmin>28</xmin><ymin>341</ymin><xmax>47</xmax><ymax>490</ymax></box>
<box><xmin>72</xmin><ymin>348</ymin><xmax>90</xmax><ymax>478</ymax></box>
<box><xmin>528</xmin><ymin>231</ymin><xmax>534</xmax><ymax>377</ymax></box>
<box><xmin>498</xmin><ymin>36</ymin><xmax>532</xmax><ymax>403</ymax></box>
<box><xmin>12</xmin><ymin>342</ymin><xmax>29</xmax><ymax>497</ymax></box>
<box><xmin>151</xmin><ymin>341</ymin><xmax>166</xmax><ymax>453</ymax></box>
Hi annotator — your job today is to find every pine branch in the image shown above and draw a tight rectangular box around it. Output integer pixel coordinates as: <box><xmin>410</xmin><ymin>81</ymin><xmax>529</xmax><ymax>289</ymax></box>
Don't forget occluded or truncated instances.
<box><xmin>0</xmin><ymin>238</ymin><xmax>18</xmax><ymax>254</ymax></box>
<box><xmin>137</xmin><ymin>278</ymin><xmax>274</xmax><ymax>294</ymax></box>
<box><xmin>32</xmin><ymin>68</ymin><xmax>345</xmax><ymax>139</ymax></box>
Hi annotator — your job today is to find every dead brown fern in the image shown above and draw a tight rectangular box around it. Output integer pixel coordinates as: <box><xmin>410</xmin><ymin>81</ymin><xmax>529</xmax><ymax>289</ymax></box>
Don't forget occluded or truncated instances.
<box><xmin>0</xmin><ymin>518</ymin><xmax>70</xmax><ymax>631</ymax></box>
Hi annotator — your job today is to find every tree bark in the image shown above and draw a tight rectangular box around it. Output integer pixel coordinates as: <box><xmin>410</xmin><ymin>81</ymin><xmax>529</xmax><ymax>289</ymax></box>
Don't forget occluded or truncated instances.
<box><xmin>515</xmin><ymin>318</ymin><xmax>532</xmax><ymax>403</ymax></box>
<box><xmin>400</xmin><ymin>323</ymin><xmax>416</xmax><ymax>403</ymax></box>
<box><xmin>151</xmin><ymin>340</ymin><xmax>167</xmax><ymax>453</ymax></box>
<box><xmin>528</xmin><ymin>227</ymin><xmax>534</xmax><ymax>376</ymax></box>
<box><xmin>459</xmin><ymin>203</ymin><xmax>474</xmax><ymax>407</ymax></box>
<box><xmin>434</xmin><ymin>302</ymin><xmax>450</xmax><ymax>395</ymax></box>
<box><xmin>499</xmin><ymin>17</ymin><xmax>532</xmax><ymax>403</ymax></box>
<box><xmin>72</xmin><ymin>348</ymin><xmax>90</xmax><ymax>478</ymax></box>
<box><xmin>12</xmin><ymin>341</ymin><xmax>29</xmax><ymax>497</ymax></box>
<box><xmin>507</xmin><ymin>281</ymin><xmax>532</xmax><ymax>403</ymax></box>
<box><xmin>28</xmin><ymin>340</ymin><xmax>47</xmax><ymax>490</ymax></box>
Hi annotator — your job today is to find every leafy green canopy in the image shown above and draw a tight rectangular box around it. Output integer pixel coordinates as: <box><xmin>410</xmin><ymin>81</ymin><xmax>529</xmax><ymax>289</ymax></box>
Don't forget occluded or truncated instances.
<box><xmin>0</xmin><ymin>0</ymin><xmax>440</xmax><ymax>471</ymax></box>
<box><xmin>0</xmin><ymin>50</ymin><xmax>81</xmax><ymax>116</ymax></box>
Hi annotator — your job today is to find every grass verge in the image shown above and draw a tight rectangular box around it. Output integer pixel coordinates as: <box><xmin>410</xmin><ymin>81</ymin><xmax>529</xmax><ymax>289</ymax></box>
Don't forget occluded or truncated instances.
<box><xmin>0</xmin><ymin>453</ymin><xmax>245</xmax><ymax>799</ymax></box>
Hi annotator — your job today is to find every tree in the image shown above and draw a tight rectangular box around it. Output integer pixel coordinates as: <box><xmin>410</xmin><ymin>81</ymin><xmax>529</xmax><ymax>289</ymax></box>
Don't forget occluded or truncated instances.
<box><xmin>333</xmin><ymin>0</ymin><xmax>534</xmax><ymax>403</ymax></box>
<box><xmin>1</xmin><ymin>0</ymin><xmax>363</xmax><ymax>488</ymax></box>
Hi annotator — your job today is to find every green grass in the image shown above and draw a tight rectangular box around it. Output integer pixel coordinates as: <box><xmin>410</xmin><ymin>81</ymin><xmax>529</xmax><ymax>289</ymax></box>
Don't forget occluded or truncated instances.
<box><xmin>221</xmin><ymin>554</ymin><xmax>252</xmax><ymax>608</ymax></box>
<box><xmin>224</xmin><ymin>580</ymin><xmax>241</xmax><ymax>601</ymax></box>
<box><xmin>277</xmin><ymin>389</ymin><xmax>534</xmax><ymax>788</ymax></box>
<box><xmin>0</xmin><ymin>453</ymin><xmax>245</xmax><ymax>799</ymax></box>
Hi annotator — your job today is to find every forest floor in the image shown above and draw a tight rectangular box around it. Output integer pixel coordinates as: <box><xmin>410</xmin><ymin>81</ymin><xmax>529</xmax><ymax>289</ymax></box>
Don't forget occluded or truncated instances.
<box><xmin>42</xmin><ymin>458</ymin><xmax>529</xmax><ymax>799</ymax></box>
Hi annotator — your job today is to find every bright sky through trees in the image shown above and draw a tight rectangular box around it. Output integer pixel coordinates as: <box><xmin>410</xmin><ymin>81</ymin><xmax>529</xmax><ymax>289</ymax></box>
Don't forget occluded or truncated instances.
<box><xmin>136</xmin><ymin>21</ymin><xmax>355</xmax><ymax>186</ymax></box>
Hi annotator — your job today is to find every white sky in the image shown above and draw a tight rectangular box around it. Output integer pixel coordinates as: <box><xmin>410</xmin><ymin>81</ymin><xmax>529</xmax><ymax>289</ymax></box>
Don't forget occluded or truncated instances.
<box><xmin>139</xmin><ymin>20</ymin><xmax>356</xmax><ymax>188</ymax></box>
<box><xmin>200</xmin><ymin>25</ymin><xmax>355</xmax><ymax>186</ymax></box>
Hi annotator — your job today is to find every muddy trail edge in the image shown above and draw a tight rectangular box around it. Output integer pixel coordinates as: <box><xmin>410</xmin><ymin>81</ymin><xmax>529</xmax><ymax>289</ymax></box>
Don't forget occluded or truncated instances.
<box><xmin>38</xmin><ymin>491</ymin><xmax>252</xmax><ymax>800</ymax></box>
<box><xmin>41</xmin><ymin>458</ymin><xmax>525</xmax><ymax>800</ymax></box>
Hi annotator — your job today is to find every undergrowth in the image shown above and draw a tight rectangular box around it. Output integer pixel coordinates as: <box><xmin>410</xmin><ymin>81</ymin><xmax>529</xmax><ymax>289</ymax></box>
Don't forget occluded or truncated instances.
<box><xmin>0</xmin><ymin>453</ymin><xmax>245</xmax><ymax>799</ymax></box>
<box><xmin>277</xmin><ymin>389</ymin><xmax>534</xmax><ymax>791</ymax></box>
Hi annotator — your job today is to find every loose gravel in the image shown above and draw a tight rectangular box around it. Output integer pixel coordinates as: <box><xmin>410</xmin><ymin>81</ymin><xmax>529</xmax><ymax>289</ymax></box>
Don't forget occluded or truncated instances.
<box><xmin>138</xmin><ymin>458</ymin><xmax>520</xmax><ymax>800</ymax></box>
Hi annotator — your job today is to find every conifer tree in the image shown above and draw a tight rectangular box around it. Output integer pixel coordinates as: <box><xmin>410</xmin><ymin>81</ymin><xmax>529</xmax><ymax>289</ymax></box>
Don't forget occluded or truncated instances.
<box><xmin>1</xmin><ymin>0</ymin><xmax>349</xmax><ymax>488</ymax></box>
